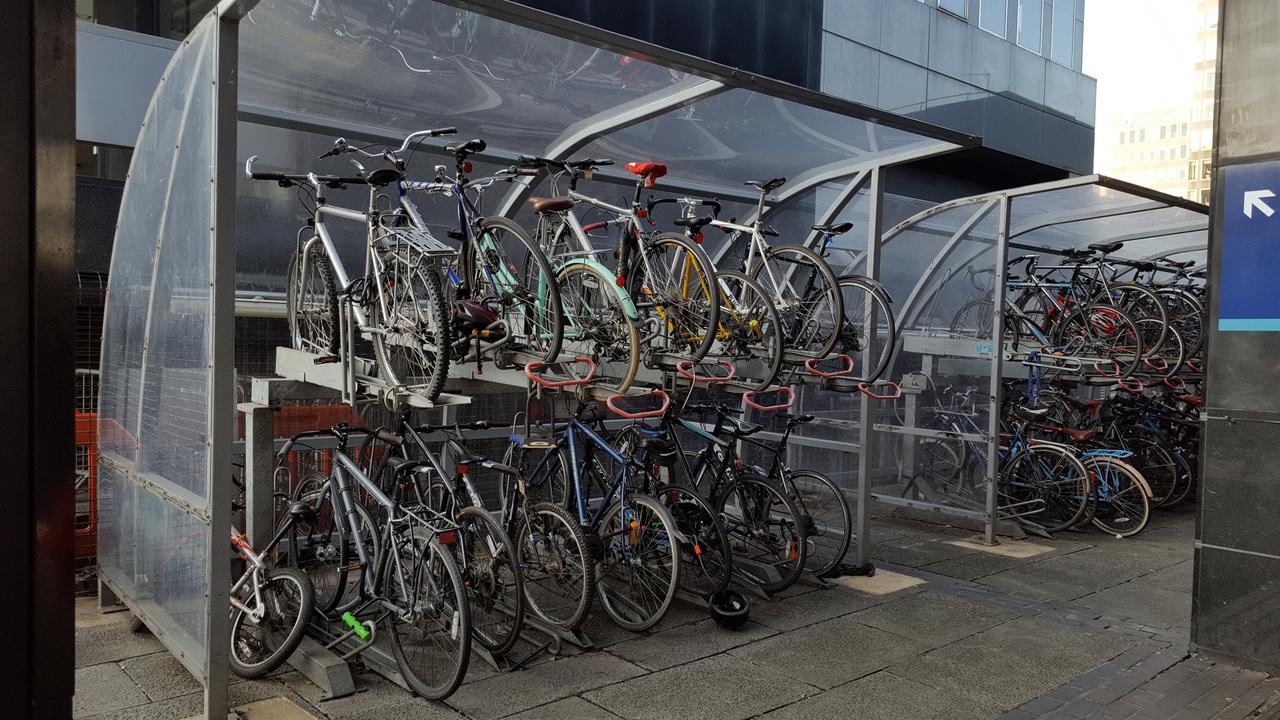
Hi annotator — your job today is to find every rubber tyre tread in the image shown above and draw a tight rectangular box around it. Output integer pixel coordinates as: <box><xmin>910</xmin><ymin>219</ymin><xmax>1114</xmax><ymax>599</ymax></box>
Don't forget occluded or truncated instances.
<box><xmin>229</xmin><ymin>566</ymin><xmax>315</xmax><ymax>679</ymax></box>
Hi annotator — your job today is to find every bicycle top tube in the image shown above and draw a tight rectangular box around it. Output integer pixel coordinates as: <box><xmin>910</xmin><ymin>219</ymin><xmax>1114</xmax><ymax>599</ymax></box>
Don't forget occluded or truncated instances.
<box><xmin>567</xmin><ymin>189</ymin><xmax>633</xmax><ymax>218</ymax></box>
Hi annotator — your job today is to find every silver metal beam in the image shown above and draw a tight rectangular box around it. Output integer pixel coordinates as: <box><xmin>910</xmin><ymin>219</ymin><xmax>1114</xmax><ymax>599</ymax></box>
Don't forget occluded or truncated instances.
<box><xmin>493</xmin><ymin>77</ymin><xmax>728</xmax><ymax>218</ymax></box>
<box><xmin>798</xmin><ymin>171</ymin><xmax>870</xmax><ymax>253</ymax></box>
<box><xmin>854</xmin><ymin>167</ymin><xmax>884</xmax><ymax>569</ymax></box>
<box><xmin>984</xmin><ymin>196</ymin><xmax>1012</xmax><ymax>546</ymax></box>
<box><xmin>894</xmin><ymin>199</ymin><xmax>1000</xmax><ymax>329</ymax></box>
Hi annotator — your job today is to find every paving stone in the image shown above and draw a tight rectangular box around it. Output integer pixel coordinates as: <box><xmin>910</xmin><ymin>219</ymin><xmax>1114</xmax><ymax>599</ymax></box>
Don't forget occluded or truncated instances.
<box><xmin>977</xmin><ymin>571</ymin><xmax>1094</xmax><ymax>603</ymax></box>
<box><xmin>584</xmin><ymin>654</ymin><xmax>814</xmax><ymax>720</ymax></box>
<box><xmin>729</xmin><ymin>615</ymin><xmax>927</xmax><ymax>689</ymax></box>
<box><xmin>235</xmin><ymin>696</ymin><xmax>322</xmax><ymax>720</ymax></box>
<box><xmin>760</xmin><ymin>670</ymin><xmax>996</xmax><ymax>720</ymax></box>
<box><xmin>920</xmin><ymin>551</ymin><xmax>1029</xmax><ymax>580</ymax></box>
<box><xmin>606</xmin><ymin>618</ymin><xmax>775</xmax><ymax>671</ymax></box>
<box><xmin>871</xmin><ymin>536</ymin><xmax>976</xmax><ymax>567</ymax></box>
<box><xmin>74</xmin><ymin>621</ymin><xmax>165</xmax><ymax>668</ymax></box>
<box><xmin>81</xmin><ymin>679</ymin><xmax>293</xmax><ymax>720</ymax></box>
<box><xmin>287</xmin><ymin>670</ymin><xmax>409</xmax><ymax>717</ymax></box>
<box><xmin>331</xmin><ymin>697</ymin><xmax>466</xmax><ymax>720</ymax></box>
<box><xmin>448</xmin><ymin>651</ymin><xmax>647</xmax><ymax>720</ymax></box>
<box><xmin>1140</xmin><ymin>560</ymin><xmax>1193</xmax><ymax>593</ymax></box>
<box><xmin>505</xmin><ymin>697</ymin><xmax>623</xmax><ymax>720</ymax></box>
<box><xmin>748</xmin><ymin>584</ymin><xmax>887</xmax><ymax>632</ymax></box>
<box><xmin>850</xmin><ymin>591</ymin><xmax>1020</xmax><ymax>647</ymax></box>
<box><xmin>119</xmin><ymin>650</ymin><xmax>203</xmax><ymax>701</ymax></box>
<box><xmin>891</xmin><ymin>616</ymin><xmax>1138</xmax><ymax>711</ymax></box>
<box><xmin>1075</xmin><ymin>582</ymin><xmax>1192</xmax><ymax>632</ymax></box>
<box><xmin>74</xmin><ymin>663</ymin><xmax>150</xmax><ymax>718</ymax></box>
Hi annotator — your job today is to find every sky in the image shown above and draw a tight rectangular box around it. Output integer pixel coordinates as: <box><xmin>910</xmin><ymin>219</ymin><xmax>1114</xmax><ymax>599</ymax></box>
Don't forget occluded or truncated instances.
<box><xmin>1083</xmin><ymin>0</ymin><xmax>1202</xmax><ymax>171</ymax></box>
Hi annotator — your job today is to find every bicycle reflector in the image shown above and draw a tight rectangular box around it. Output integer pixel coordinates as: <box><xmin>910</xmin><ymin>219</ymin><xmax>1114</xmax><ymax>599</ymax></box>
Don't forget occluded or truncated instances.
<box><xmin>439</xmin><ymin>531</ymin><xmax>457</xmax><ymax>545</ymax></box>
<box><xmin>455</xmin><ymin>464</ymin><xmax>470</xmax><ymax>475</ymax></box>
<box><xmin>462</xmin><ymin>161</ymin><xmax>473</xmax><ymax>173</ymax></box>
<box><xmin>693</xmin><ymin>231</ymin><xmax>704</xmax><ymax>243</ymax></box>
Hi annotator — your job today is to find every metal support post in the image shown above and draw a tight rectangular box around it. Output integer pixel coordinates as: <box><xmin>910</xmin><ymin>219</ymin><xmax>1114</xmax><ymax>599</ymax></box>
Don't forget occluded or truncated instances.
<box><xmin>853</xmin><ymin>167</ymin><xmax>884</xmax><ymax>570</ymax></box>
<box><xmin>983</xmin><ymin>196</ymin><xmax>1012</xmax><ymax>546</ymax></box>
<box><xmin>241</xmin><ymin>403</ymin><xmax>275</xmax><ymax>548</ymax></box>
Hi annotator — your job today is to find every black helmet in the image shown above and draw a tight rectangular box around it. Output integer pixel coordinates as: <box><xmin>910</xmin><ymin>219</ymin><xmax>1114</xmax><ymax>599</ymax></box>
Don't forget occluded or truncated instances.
<box><xmin>708</xmin><ymin>589</ymin><xmax>749</xmax><ymax>630</ymax></box>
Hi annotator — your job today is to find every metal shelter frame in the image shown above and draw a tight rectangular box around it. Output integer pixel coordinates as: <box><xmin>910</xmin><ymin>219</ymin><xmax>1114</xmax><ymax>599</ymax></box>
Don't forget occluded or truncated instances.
<box><xmin>869</xmin><ymin>175</ymin><xmax>1208</xmax><ymax>544</ymax></box>
<box><xmin>97</xmin><ymin>1</ymin><xmax>984</xmax><ymax>718</ymax></box>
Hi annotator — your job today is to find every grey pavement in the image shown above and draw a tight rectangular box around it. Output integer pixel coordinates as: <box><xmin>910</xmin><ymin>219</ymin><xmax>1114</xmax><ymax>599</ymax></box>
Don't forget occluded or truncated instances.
<box><xmin>73</xmin><ymin>507</ymin><xmax>1280</xmax><ymax>719</ymax></box>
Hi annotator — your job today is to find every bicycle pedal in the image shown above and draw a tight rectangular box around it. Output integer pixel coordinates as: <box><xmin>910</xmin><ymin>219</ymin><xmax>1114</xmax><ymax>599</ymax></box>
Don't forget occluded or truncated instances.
<box><xmin>313</xmin><ymin>355</ymin><xmax>341</xmax><ymax>365</ymax></box>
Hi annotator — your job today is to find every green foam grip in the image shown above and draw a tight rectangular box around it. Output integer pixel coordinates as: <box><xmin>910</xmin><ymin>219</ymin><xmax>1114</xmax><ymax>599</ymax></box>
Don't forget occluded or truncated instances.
<box><xmin>341</xmin><ymin>611</ymin><xmax>370</xmax><ymax>641</ymax></box>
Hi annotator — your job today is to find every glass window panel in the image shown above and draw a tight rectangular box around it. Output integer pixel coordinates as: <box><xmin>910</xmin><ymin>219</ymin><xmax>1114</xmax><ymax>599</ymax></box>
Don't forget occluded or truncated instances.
<box><xmin>1049</xmin><ymin>0</ymin><xmax>1073</xmax><ymax>65</ymax></box>
<box><xmin>1018</xmin><ymin>0</ymin><xmax>1043</xmax><ymax>53</ymax></box>
<box><xmin>939</xmin><ymin>0</ymin><xmax>967</xmax><ymax>18</ymax></box>
<box><xmin>979</xmin><ymin>0</ymin><xmax>1008</xmax><ymax>36</ymax></box>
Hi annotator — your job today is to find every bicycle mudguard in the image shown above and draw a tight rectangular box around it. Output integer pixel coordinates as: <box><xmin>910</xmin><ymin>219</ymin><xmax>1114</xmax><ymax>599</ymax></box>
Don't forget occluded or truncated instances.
<box><xmin>839</xmin><ymin>274</ymin><xmax>894</xmax><ymax>304</ymax></box>
<box><xmin>557</xmin><ymin>257</ymin><xmax>639</xmax><ymax>320</ymax></box>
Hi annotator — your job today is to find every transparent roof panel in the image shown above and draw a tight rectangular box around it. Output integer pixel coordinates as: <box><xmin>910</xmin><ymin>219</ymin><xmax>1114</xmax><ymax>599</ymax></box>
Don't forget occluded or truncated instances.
<box><xmin>237</xmin><ymin>0</ymin><xmax>965</xmax><ymax>199</ymax></box>
<box><xmin>1008</xmin><ymin>178</ymin><xmax>1208</xmax><ymax>258</ymax></box>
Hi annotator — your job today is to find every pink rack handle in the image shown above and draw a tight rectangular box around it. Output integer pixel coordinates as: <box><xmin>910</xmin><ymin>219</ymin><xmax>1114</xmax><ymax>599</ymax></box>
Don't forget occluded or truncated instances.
<box><xmin>1116</xmin><ymin>378</ymin><xmax>1145</xmax><ymax>394</ymax></box>
<box><xmin>1143</xmin><ymin>356</ymin><xmax>1169</xmax><ymax>371</ymax></box>
<box><xmin>743</xmin><ymin>386</ymin><xmax>795</xmax><ymax>411</ymax></box>
<box><xmin>858</xmin><ymin>381</ymin><xmax>902</xmax><ymax>400</ymax></box>
<box><xmin>804</xmin><ymin>354</ymin><xmax>855</xmax><ymax>378</ymax></box>
<box><xmin>1163</xmin><ymin>377</ymin><xmax>1186</xmax><ymax>391</ymax></box>
<box><xmin>524</xmin><ymin>357</ymin><xmax>597</xmax><ymax>388</ymax></box>
<box><xmin>1093</xmin><ymin>360</ymin><xmax>1121</xmax><ymax>377</ymax></box>
<box><xmin>676</xmin><ymin>360</ymin><xmax>736</xmax><ymax>384</ymax></box>
<box><xmin>606</xmin><ymin>390</ymin><xmax>670</xmax><ymax>419</ymax></box>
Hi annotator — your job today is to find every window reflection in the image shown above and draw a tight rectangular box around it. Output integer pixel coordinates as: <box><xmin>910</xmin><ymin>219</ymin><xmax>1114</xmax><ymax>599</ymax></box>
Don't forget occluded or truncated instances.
<box><xmin>74</xmin><ymin>0</ymin><xmax>217</xmax><ymax>40</ymax></box>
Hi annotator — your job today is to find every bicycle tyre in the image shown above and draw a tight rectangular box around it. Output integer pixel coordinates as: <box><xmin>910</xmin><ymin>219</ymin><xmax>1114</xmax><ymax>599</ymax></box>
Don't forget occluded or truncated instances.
<box><xmin>1000</xmin><ymin>444</ymin><xmax>1089</xmax><ymax>534</ymax></box>
<box><xmin>456</xmin><ymin>505</ymin><xmax>525</xmax><ymax>657</ymax></box>
<box><xmin>1086</xmin><ymin>457</ymin><xmax>1151</xmax><ymax>537</ymax></box>
<box><xmin>229</xmin><ymin>566</ymin><xmax>315</xmax><ymax>679</ymax></box>
<box><xmin>836</xmin><ymin>276</ymin><xmax>897</xmax><ymax>384</ymax></box>
<box><xmin>556</xmin><ymin>262</ymin><xmax>641</xmax><ymax>393</ymax></box>
<box><xmin>473</xmin><ymin>216</ymin><xmax>564</xmax><ymax>365</ymax></box>
<box><xmin>630</xmin><ymin>232</ymin><xmax>721</xmax><ymax>362</ymax></box>
<box><xmin>713</xmin><ymin>270</ymin><xmax>784</xmax><ymax>391</ymax></box>
<box><xmin>290</xmin><ymin>475</ymin><xmax>379</xmax><ymax>615</ymax></box>
<box><xmin>287</xmin><ymin>244</ymin><xmax>339</xmax><ymax>357</ymax></box>
<box><xmin>1051</xmin><ymin>303</ymin><xmax>1143</xmax><ymax>379</ymax></box>
<box><xmin>373</xmin><ymin>244</ymin><xmax>452</xmax><ymax>403</ymax></box>
<box><xmin>750</xmin><ymin>244</ymin><xmax>843</xmax><ymax>360</ymax></box>
<box><xmin>388</xmin><ymin>534</ymin><xmax>471</xmax><ymax>700</ymax></box>
<box><xmin>716</xmin><ymin>473</ymin><xmax>806</xmax><ymax>594</ymax></box>
<box><xmin>595</xmin><ymin>493</ymin><xmax>681</xmax><ymax>631</ymax></box>
<box><xmin>1093</xmin><ymin>282</ymin><xmax>1168</xmax><ymax>358</ymax></box>
<box><xmin>660</xmin><ymin>485</ymin><xmax>732</xmax><ymax>598</ymax></box>
<box><xmin>783</xmin><ymin>469</ymin><xmax>853</xmax><ymax>577</ymax></box>
<box><xmin>517</xmin><ymin>501</ymin><xmax>595</xmax><ymax>630</ymax></box>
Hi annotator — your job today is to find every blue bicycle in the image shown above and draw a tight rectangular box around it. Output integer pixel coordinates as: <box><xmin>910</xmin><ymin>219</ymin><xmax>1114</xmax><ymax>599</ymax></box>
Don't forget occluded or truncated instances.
<box><xmin>511</xmin><ymin>359</ymin><xmax>682</xmax><ymax>632</ymax></box>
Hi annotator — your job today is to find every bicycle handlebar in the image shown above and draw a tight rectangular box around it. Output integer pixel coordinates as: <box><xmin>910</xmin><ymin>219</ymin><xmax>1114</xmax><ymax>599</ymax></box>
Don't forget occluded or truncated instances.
<box><xmin>416</xmin><ymin>420</ymin><xmax>492</xmax><ymax>433</ymax></box>
<box><xmin>524</xmin><ymin>358</ymin><xmax>597</xmax><ymax>388</ymax></box>
<box><xmin>375</xmin><ymin>429</ymin><xmax>404</xmax><ymax>447</ymax></box>
<box><xmin>606</xmin><ymin>390</ymin><xmax>670</xmax><ymax>419</ymax></box>
<box><xmin>245</xmin><ymin>156</ymin><xmax>369</xmax><ymax>188</ymax></box>
<box><xmin>646</xmin><ymin>197</ymin><xmax>722</xmax><ymax>218</ymax></box>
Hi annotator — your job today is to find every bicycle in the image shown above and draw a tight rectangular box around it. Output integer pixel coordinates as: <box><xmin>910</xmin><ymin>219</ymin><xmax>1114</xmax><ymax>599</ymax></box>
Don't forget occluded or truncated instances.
<box><xmin>247</xmin><ymin>129</ymin><xmax>456</xmax><ymax>403</ymax></box>
<box><xmin>312</xmin><ymin>132</ymin><xmax>565</xmax><ymax>372</ymax></box>
<box><xmin>517</xmin><ymin>361</ymin><xmax>683</xmax><ymax>631</ymax></box>
<box><xmin>281</xmin><ymin>424</ymin><xmax>471</xmax><ymax>699</ymax></box>
<box><xmin>521</xmin><ymin>157</ymin><xmax>720</xmax><ymax>387</ymax></box>
<box><xmin>229</xmin><ymin>523</ymin><xmax>315</xmax><ymax>679</ymax></box>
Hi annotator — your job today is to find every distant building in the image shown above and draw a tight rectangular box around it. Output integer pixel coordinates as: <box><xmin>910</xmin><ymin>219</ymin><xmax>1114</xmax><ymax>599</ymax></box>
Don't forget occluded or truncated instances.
<box><xmin>1101</xmin><ymin>0</ymin><xmax>1216</xmax><ymax>204</ymax></box>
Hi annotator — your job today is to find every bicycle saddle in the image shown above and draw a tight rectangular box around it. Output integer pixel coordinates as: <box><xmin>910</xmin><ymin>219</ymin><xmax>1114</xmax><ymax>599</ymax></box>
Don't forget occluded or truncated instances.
<box><xmin>366</xmin><ymin>168</ymin><xmax>403</xmax><ymax>187</ymax></box>
<box><xmin>625</xmin><ymin>161</ymin><xmax>667</xmax><ymax>187</ymax></box>
<box><xmin>1087</xmin><ymin>241</ymin><xmax>1124</xmax><ymax>254</ymax></box>
<box><xmin>811</xmin><ymin>222</ymin><xmax>853</xmax><ymax>235</ymax></box>
<box><xmin>286</xmin><ymin>501</ymin><xmax>318</xmax><ymax>522</ymax></box>
<box><xmin>1013</xmin><ymin>405</ymin><xmax>1051</xmax><ymax>420</ymax></box>
<box><xmin>722</xmin><ymin>415</ymin><xmax>764</xmax><ymax>437</ymax></box>
<box><xmin>527</xmin><ymin>196</ymin><xmax>573</xmax><ymax>214</ymax></box>
<box><xmin>446</xmin><ymin>138</ymin><xmax>487</xmax><ymax>156</ymax></box>
<box><xmin>385</xmin><ymin>455</ymin><xmax>429</xmax><ymax>474</ymax></box>
<box><xmin>1134</xmin><ymin>260</ymin><xmax>1156</xmax><ymax>272</ymax></box>
<box><xmin>745</xmin><ymin>177</ymin><xmax>786</xmax><ymax>192</ymax></box>
<box><xmin>1036</xmin><ymin>424</ymin><xmax>1098</xmax><ymax>443</ymax></box>
<box><xmin>674</xmin><ymin>215</ymin><xmax>715</xmax><ymax>230</ymax></box>
<box><xmin>1166</xmin><ymin>259</ymin><xmax>1195</xmax><ymax>269</ymax></box>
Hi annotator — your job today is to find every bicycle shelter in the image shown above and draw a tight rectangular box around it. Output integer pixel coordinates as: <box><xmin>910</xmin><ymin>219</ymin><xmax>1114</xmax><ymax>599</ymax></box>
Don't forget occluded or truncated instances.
<box><xmin>868</xmin><ymin>175</ymin><xmax>1208</xmax><ymax>543</ymax></box>
<box><xmin>102</xmin><ymin>1</ymin><xmax>1233</xmax><ymax>717</ymax></box>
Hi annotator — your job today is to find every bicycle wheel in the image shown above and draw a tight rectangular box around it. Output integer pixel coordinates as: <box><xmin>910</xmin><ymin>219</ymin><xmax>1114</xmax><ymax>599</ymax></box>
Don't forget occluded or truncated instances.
<box><xmin>287</xmin><ymin>244</ymin><xmax>339</xmax><ymax>357</ymax></box>
<box><xmin>1156</xmin><ymin>287</ymin><xmax>1204</xmax><ymax>358</ymax></box>
<box><xmin>629</xmin><ymin>232</ymin><xmax>720</xmax><ymax>362</ymax></box>
<box><xmin>1000</xmin><ymin>444</ymin><xmax>1089</xmax><ymax>534</ymax></box>
<box><xmin>1128</xmin><ymin>439</ymin><xmax>1179</xmax><ymax>509</ymax></box>
<box><xmin>291</xmin><ymin>475</ymin><xmax>379</xmax><ymax>615</ymax></box>
<box><xmin>557</xmin><ymin>262</ymin><xmax>641</xmax><ymax>393</ymax></box>
<box><xmin>1162</xmin><ymin>451</ymin><xmax>1195</xmax><ymax>509</ymax></box>
<box><xmin>784</xmin><ymin>469</ymin><xmax>853</xmax><ymax>577</ymax></box>
<box><xmin>1094</xmin><ymin>283</ymin><xmax>1167</xmax><ymax>358</ymax></box>
<box><xmin>1086</xmin><ymin>457</ymin><xmax>1151</xmax><ymax>537</ymax></box>
<box><xmin>471</xmin><ymin>216</ymin><xmax>564</xmax><ymax>365</ymax></box>
<box><xmin>595</xmin><ymin>493</ymin><xmax>680</xmax><ymax>631</ymax></box>
<box><xmin>229</xmin><ymin>566</ymin><xmax>315</xmax><ymax>679</ymax></box>
<box><xmin>516</xmin><ymin>502</ymin><xmax>595</xmax><ymax>630</ymax></box>
<box><xmin>949</xmin><ymin>300</ymin><xmax>993</xmax><ymax>340</ymax></box>
<box><xmin>716</xmin><ymin>473</ymin><xmax>806</xmax><ymax>594</ymax></box>
<box><xmin>750</xmin><ymin>244</ymin><xmax>843</xmax><ymax>360</ymax></box>
<box><xmin>388</xmin><ymin>533</ymin><xmax>471</xmax><ymax>701</ymax></box>
<box><xmin>456</xmin><ymin>506</ymin><xmax>524</xmax><ymax>657</ymax></box>
<box><xmin>373</xmin><ymin>244</ymin><xmax>452</xmax><ymax>402</ymax></box>
<box><xmin>835</xmin><ymin>276</ymin><xmax>896</xmax><ymax>383</ymax></box>
<box><xmin>713</xmin><ymin>270</ymin><xmax>783</xmax><ymax>391</ymax></box>
<box><xmin>660</xmin><ymin>485</ymin><xmax>732</xmax><ymax>598</ymax></box>
<box><xmin>1052</xmin><ymin>303</ymin><xmax>1142</xmax><ymax>378</ymax></box>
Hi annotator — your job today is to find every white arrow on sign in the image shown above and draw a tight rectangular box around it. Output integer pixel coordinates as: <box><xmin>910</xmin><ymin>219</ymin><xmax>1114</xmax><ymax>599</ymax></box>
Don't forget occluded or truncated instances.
<box><xmin>1244</xmin><ymin>189</ymin><xmax>1276</xmax><ymax>218</ymax></box>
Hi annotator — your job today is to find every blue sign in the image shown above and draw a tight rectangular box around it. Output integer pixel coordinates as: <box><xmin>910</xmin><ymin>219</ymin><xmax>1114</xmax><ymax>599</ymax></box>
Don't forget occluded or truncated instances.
<box><xmin>1220</xmin><ymin>160</ymin><xmax>1280</xmax><ymax>331</ymax></box>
